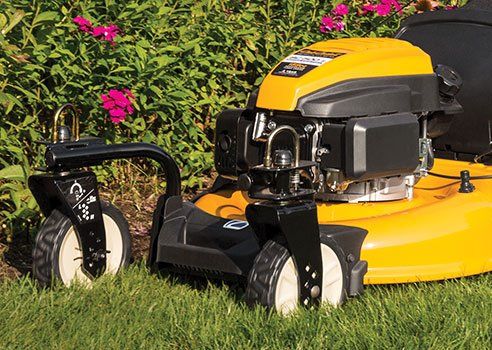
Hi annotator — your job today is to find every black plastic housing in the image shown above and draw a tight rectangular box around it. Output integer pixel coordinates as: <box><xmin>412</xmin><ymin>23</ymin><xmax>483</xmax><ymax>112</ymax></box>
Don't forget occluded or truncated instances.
<box><xmin>320</xmin><ymin>113</ymin><xmax>420</xmax><ymax>181</ymax></box>
<box><xmin>396</xmin><ymin>5</ymin><xmax>492</xmax><ymax>162</ymax></box>
<box><xmin>214</xmin><ymin>108</ymin><xmax>262</xmax><ymax>177</ymax></box>
<box><xmin>296</xmin><ymin>75</ymin><xmax>440</xmax><ymax>119</ymax></box>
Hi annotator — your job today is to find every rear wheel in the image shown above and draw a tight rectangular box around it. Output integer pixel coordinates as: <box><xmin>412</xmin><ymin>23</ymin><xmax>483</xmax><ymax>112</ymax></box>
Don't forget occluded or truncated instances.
<box><xmin>32</xmin><ymin>202</ymin><xmax>131</xmax><ymax>287</ymax></box>
<box><xmin>245</xmin><ymin>235</ymin><xmax>347</xmax><ymax>314</ymax></box>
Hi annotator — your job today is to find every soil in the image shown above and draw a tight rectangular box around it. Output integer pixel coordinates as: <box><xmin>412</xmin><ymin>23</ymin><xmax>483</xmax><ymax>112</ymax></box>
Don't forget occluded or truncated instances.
<box><xmin>0</xmin><ymin>174</ymin><xmax>216</xmax><ymax>280</ymax></box>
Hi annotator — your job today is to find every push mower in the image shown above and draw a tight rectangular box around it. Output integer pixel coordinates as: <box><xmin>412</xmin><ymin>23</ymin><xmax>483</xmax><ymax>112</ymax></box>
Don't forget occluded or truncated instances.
<box><xmin>29</xmin><ymin>2</ymin><xmax>492</xmax><ymax>314</ymax></box>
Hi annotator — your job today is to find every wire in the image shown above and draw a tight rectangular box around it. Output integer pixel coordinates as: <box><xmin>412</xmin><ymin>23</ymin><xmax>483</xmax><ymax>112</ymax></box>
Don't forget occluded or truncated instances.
<box><xmin>474</xmin><ymin>149</ymin><xmax>492</xmax><ymax>163</ymax></box>
<box><xmin>428</xmin><ymin>171</ymin><xmax>492</xmax><ymax>180</ymax></box>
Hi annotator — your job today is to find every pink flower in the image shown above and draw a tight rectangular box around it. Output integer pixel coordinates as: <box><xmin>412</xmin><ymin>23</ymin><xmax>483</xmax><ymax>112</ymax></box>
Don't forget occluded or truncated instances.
<box><xmin>320</xmin><ymin>15</ymin><xmax>345</xmax><ymax>33</ymax></box>
<box><xmin>361</xmin><ymin>4</ymin><xmax>377</xmax><ymax>14</ymax></box>
<box><xmin>376</xmin><ymin>3</ymin><xmax>392</xmax><ymax>16</ymax></box>
<box><xmin>383</xmin><ymin>0</ymin><xmax>402</xmax><ymax>13</ymax></box>
<box><xmin>73</xmin><ymin>16</ymin><xmax>92</xmax><ymax>33</ymax></box>
<box><xmin>445</xmin><ymin>5</ymin><xmax>458</xmax><ymax>10</ymax></box>
<box><xmin>109</xmin><ymin>108</ymin><xmax>126</xmax><ymax>124</ymax></box>
<box><xmin>320</xmin><ymin>16</ymin><xmax>335</xmax><ymax>32</ymax></box>
<box><xmin>101</xmin><ymin>89</ymin><xmax>135</xmax><ymax>124</ymax></box>
<box><xmin>332</xmin><ymin>4</ymin><xmax>349</xmax><ymax>16</ymax></box>
<box><xmin>361</xmin><ymin>0</ymin><xmax>402</xmax><ymax>16</ymax></box>
<box><xmin>334</xmin><ymin>20</ymin><xmax>345</xmax><ymax>31</ymax></box>
<box><xmin>92</xmin><ymin>24</ymin><xmax>120</xmax><ymax>44</ymax></box>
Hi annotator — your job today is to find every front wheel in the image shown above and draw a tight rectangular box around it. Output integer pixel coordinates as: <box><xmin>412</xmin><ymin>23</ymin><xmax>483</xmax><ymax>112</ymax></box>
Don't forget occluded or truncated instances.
<box><xmin>245</xmin><ymin>235</ymin><xmax>347</xmax><ymax>315</ymax></box>
<box><xmin>32</xmin><ymin>202</ymin><xmax>131</xmax><ymax>286</ymax></box>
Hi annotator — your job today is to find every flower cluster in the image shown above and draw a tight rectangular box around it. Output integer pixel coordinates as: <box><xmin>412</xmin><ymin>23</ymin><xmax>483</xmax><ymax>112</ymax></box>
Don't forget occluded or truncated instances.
<box><xmin>414</xmin><ymin>0</ymin><xmax>457</xmax><ymax>12</ymax></box>
<box><xmin>320</xmin><ymin>0</ymin><xmax>459</xmax><ymax>33</ymax></box>
<box><xmin>320</xmin><ymin>4</ymin><xmax>349</xmax><ymax>33</ymax></box>
<box><xmin>361</xmin><ymin>0</ymin><xmax>403</xmax><ymax>16</ymax></box>
<box><xmin>100</xmin><ymin>89</ymin><xmax>135</xmax><ymax>124</ymax></box>
<box><xmin>73</xmin><ymin>16</ymin><xmax>120</xmax><ymax>45</ymax></box>
<box><xmin>73</xmin><ymin>16</ymin><xmax>92</xmax><ymax>33</ymax></box>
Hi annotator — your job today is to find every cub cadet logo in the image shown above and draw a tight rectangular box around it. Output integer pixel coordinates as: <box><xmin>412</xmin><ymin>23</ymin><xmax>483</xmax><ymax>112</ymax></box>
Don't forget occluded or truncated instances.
<box><xmin>299</xmin><ymin>49</ymin><xmax>344</xmax><ymax>59</ymax></box>
<box><xmin>223</xmin><ymin>220</ymin><xmax>249</xmax><ymax>230</ymax></box>
<box><xmin>284</xmin><ymin>63</ymin><xmax>307</xmax><ymax>71</ymax></box>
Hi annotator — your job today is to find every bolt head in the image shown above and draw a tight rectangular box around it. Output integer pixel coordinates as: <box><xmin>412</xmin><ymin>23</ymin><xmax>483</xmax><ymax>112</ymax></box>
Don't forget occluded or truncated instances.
<box><xmin>310</xmin><ymin>285</ymin><xmax>320</xmax><ymax>298</ymax></box>
<box><xmin>304</xmin><ymin>124</ymin><xmax>315</xmax><ymax>133</ymax></box>
<box><xmin>273</xmin><ymin>150</ymin><xmax>293</xmax><ymax>167</ymax></box>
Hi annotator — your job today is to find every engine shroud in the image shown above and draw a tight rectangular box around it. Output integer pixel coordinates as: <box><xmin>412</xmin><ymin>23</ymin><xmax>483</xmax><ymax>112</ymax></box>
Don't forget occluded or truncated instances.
<box><xmin>214</xmin><ymin>38</ymin><xmax>457</xmax><ymax>202</ymax></box>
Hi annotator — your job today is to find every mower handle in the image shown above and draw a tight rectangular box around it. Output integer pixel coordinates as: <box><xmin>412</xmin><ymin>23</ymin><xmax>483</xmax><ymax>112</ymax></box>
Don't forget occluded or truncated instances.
<box><xmin>45</xmin><ymin>141</ymin><xmax>181</xmax><ymax>196</ymax></box>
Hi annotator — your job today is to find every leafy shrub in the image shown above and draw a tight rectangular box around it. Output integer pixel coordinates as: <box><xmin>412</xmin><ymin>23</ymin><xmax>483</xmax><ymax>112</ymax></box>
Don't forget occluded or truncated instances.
<box><xmin>0</xmin><ymin>0</ymin><xmax>464</xmax><ymax>238</ymax></box>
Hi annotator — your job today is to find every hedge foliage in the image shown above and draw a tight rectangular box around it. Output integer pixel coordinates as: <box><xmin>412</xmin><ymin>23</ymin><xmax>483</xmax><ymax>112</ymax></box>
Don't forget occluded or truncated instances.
<box><xmin>0</xmin><ymin>0</ymin><xmax>464</xmax><ymax>237</ymax></box>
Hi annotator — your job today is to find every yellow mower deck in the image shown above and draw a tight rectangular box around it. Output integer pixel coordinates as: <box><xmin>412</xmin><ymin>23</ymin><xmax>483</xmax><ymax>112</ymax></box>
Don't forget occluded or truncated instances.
<box><xmin>195</xmin><ymin>159</ymin><xmax>492</xmax><ymax>284</ymax></box>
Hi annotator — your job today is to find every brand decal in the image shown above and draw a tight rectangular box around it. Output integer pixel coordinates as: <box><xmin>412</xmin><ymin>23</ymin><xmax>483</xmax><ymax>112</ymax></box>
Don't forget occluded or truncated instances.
<box><xmin>223</xmin><ymin>220</ymin><xmax>249</xmax><ymax>230</ymax></box>
<box><xmin>272</xmin><ymin>49</ymin><xmax>345</xmax><ymax>78</ymax></box>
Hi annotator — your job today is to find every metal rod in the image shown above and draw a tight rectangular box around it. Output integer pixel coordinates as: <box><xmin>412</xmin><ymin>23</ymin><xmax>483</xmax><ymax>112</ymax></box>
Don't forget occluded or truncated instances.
<box><xmin>263</xmin><ymin>125</ymin><xmax>300</xmax><ymax>168</ymax></box>
<box><xmin>52</xmin><ymin>103</ymin><xmax>80</xmax><ymax>142</ymax></box>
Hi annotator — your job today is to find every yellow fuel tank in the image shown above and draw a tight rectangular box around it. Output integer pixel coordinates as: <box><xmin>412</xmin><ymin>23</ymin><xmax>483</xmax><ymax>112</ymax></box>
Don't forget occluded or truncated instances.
<box><xmin>256</xmin><ymin>38</ymin><xmax>434</xmax><ymax>111</ymax></box>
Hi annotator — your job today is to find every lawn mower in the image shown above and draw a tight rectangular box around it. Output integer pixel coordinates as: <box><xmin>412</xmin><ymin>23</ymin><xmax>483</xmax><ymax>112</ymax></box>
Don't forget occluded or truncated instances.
<box><xmin>29</xmin><ymin>2</ymin><xmax>492</xmax><ymax>314</ymax></box>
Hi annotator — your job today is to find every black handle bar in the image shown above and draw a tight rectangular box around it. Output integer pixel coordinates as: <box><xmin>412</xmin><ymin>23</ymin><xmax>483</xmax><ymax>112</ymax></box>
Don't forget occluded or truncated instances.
<box><xmin>45</xmin><ymin>141</ymin><xmax>181</xmax><ymax>196</ymax></box>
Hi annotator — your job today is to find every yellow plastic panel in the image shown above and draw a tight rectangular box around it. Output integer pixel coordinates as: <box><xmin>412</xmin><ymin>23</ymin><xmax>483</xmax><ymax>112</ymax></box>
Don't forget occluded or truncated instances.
<box><xmin>256</xmin><ymin>38</ymin><xmax>434</xmax><ymax>111</ymax></box>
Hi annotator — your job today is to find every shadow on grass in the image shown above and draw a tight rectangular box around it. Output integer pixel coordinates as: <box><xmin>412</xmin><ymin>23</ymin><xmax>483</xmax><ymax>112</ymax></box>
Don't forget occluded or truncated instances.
<box><xmin>155</xmin><ymin>266</ymin><xmax>246</xmax><ymax>303</ymax></box>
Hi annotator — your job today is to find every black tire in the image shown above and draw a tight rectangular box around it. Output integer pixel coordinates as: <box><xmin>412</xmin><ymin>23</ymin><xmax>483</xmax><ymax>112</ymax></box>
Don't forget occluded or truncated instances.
<box><xmin>32</xmin><ymin>201</ymin><xmax>131</xmax><ymax>287</ymax></box>
<box><xmin>245</xmin><ymin>235</ymin><xmax>348</xmax><ymax>314</ymax></box>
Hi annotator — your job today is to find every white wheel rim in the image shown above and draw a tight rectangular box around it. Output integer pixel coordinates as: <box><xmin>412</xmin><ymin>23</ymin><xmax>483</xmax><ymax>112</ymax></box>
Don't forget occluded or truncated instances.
<box><xmin>274</xmin><ymin>243</ymin><xmax>344</xmax><ymax>315</ymax></box>
<box><xmin>58</xmin><ymin>214</ymin><xmax>124</xmax><ymax>285</ymax></box>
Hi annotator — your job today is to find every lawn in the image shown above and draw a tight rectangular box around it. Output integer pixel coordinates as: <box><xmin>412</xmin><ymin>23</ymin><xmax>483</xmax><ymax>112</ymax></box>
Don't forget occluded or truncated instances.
<box><xmin>0</xmin><ymin>263</ymin><xmax>490</xmax><ymax>349</ymax></box>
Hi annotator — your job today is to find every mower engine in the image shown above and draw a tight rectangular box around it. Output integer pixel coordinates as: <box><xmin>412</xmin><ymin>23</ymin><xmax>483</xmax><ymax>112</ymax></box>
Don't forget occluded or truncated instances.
<box><xmin>215</xmin><ymin>39</ymin><xmax>462</xmax><ymax>203</ymax></box>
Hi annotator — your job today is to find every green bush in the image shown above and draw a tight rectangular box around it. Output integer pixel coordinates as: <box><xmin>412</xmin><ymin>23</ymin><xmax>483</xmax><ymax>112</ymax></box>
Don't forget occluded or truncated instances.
<box><xmin>0</xmin><ymin>0</ymin><xmax>464</xmax><ymax>238</ymax></box>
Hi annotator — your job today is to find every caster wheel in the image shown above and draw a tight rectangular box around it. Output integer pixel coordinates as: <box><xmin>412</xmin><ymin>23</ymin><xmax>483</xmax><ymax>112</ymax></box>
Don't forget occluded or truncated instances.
<box><xmin>32</xmin><ymin>201</ymin><xmax>131</xmax><ymax>287</ymax></box>
<box><xmin>245</xmin><ymin>235</ymin><xmax>347</xmax><ymax>314</ymax></box>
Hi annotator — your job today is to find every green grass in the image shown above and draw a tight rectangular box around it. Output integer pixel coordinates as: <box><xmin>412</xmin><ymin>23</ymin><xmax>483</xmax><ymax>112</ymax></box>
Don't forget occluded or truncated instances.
<box><xmin>0</xmin><ymin>265</ymin><xmax>490</xmax><ymax>349</ymax></box>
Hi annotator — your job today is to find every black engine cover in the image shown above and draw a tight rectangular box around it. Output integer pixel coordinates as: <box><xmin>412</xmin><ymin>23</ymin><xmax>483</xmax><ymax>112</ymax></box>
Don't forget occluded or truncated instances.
<box><xmin>320</xmin><ymin>113</ymin><xmax>420</xmax><ymax>181</ymax></box>
<box><xmin>214</xmin><ymin>108</ymin><xmax>261</xmax><ymax>177</ymax></box>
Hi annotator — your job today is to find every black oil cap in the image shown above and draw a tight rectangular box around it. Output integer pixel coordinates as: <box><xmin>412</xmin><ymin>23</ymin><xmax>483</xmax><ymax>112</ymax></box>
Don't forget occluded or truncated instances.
<box><xmin>435</xmin><ymin>64</ymin><xmax>462</xmax><ymax>98</ymax></box>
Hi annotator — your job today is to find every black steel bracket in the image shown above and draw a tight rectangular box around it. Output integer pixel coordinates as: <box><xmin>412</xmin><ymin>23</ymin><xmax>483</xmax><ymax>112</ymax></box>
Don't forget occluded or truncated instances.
<box><xmin>246</xmin><ymin>200</ymin><xmax>323</xmax><ymax>307</ymax></box>
<box><xmin>29</xmin><ymin>171</ymin><xmax>106</xmax><ymax>278</ymax></box>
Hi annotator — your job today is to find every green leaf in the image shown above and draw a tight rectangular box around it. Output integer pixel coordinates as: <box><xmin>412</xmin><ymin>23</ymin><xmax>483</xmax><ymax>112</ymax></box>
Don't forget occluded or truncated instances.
<box><xmin>32</xmin><ymin>11</ymin><xmax>59</xmax><ymax>26</ymax></box>
<box><xmin>0</xmin><ymin>165</ymin><xmax>25</xmax><ymax>181</ymax></box>
<box><xmin>149</xmin><ymin>85</ymin><xmax>163</xmax><ymax>98</ymax></box>
<box><xmin>0</xmin><ymin>14</ymin><xmax>7</xmax><ymax>30</ymax></box>
<box><xmin>2</xmin><ymin>10</ymin><xmax>25</xmax><ymax>35</ymax></box>
<box><xmin>111</xmin><ymin>66</ymin><xmax>135</xmax><ymax>73</ymax></box>
<box><xmin>135</xmin><ymin>45</ymin><xmax>147</xmax><ymax>61</ymax></box>
<box><xmin>8</xmin><ymin>85</ymin><xmax>38</xmax><ymax>101</ymax></box>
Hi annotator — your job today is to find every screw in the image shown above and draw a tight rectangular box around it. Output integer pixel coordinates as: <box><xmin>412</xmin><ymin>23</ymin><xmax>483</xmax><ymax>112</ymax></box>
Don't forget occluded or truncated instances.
<box><xmin>304</xmin><ymin>124</ymin><xmax>315</xmax><ymax>133</ymax></box>
<box><xmin>347</xmin><ymin>254</ymin><xmax>355</xmax><ymax>263</ymax></box>
<box><xmin>267</xmin><ymin>120</ymin><xmax>277</xmax><ymax>130</ymax></box>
